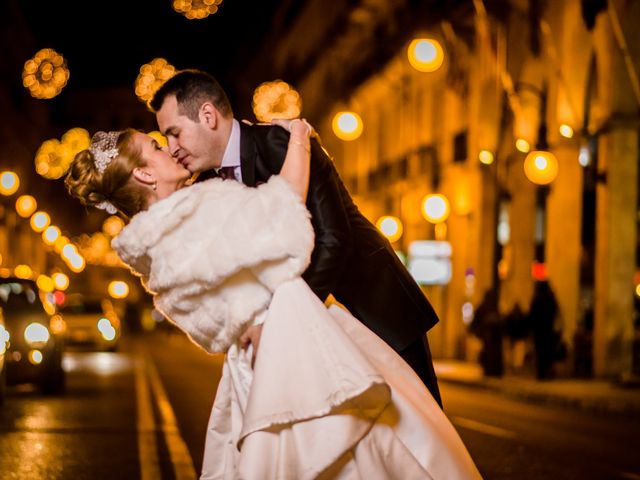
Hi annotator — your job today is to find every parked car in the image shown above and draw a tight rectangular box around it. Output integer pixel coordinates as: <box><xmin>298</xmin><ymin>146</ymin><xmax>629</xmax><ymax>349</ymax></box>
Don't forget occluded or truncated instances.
<box><xmin>58</xmin><ymin>295</ymin><xmax>121</xmax><ymax>351</ymax></box>
<box><xmin>0</xmin><ymin>277</ymin><xmax>66</xmax><ymax>394</ymax></box>
<box><xmin>0</xmin><ymin>309</ymin><xmax>8</xmax><ymax>403</ymax></box>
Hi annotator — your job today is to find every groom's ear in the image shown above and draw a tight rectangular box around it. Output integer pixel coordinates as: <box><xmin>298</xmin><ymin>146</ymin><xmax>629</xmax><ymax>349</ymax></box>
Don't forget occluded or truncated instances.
<box><xmin>200</xmin><ymin>102</ymin><xmax>218</xmax><ymax>130</ymax></box>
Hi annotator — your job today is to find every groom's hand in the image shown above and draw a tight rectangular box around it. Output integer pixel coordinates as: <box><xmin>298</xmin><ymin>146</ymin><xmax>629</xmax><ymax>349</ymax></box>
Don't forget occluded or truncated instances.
<box><xmin>239</xmin><ymin>324</ymin><xmax>263</xmax><ymax>368</ymax></box>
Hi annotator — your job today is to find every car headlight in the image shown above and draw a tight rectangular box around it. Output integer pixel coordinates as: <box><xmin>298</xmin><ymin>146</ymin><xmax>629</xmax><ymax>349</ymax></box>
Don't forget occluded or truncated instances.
<box><xmin>24</xmin><ymin>322</ymin><xmax>50</xmax><ymax>346</ymax></box>
<box><xmin>97</xmin><ymin>317</ymin><xmax>117</xmax><ymax>341</ymax></box>
<box><xmin>0</xmin><ymin>324</ymin><xmax>9</xmax><ymax>355</ymax></box>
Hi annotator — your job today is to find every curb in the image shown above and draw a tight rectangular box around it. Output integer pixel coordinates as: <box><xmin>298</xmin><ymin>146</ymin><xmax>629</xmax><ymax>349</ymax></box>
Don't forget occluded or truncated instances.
<box><xmin>438</xmin><ymin>376</ymin><xmax>640</xmax><ymax>417</ymax></box>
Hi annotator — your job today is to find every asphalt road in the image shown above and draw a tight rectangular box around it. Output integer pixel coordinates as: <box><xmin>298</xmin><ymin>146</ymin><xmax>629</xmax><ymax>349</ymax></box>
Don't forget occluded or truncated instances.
<box><xmin>1</xmin><ymin>330</ymin><xmax>638</xmax><ymax>479</ymax></box>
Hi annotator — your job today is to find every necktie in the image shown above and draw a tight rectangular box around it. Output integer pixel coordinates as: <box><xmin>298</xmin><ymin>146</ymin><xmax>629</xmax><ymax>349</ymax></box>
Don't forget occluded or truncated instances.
<box><xmin>217</xmin><ymin>166</ymin><xmax>236</xmax><ymax>181</ymax></box>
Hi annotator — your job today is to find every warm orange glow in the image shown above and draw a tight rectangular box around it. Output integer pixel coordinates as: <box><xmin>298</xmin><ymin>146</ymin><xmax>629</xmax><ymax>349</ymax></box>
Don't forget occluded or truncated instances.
<box><xmin>52</xmin><ymin>272</ymin><xmax>69</xmax><ymax>291</ymax></box>
<box><xmin>108</xmin><ymin>281</ymin><xmax>130</xmax><ymax>299</ymax></box>
<box><xmin>54</xmin><ymin>236</ymin><xmax>70</xmax><ymax>254</ymax></box>
<box><xmin>0</xmin><ymin>171</ymin><xmax>19</xmax><ymax>196</ymax></box>
<box><xmin>148</xmin><ymin>131</ymin><xmax>168</xmax><ymax>148</ymax></box>
<box><xmin>421</xmin><ymin>194</ymin><xmax>450</xmax><ymax>224</ymax></box>
<box><xmin>375</xmin><ymin>216</ymin><xmax>403</xmax><ymax>243</ymax></box>
<box><xmin>559</xmin><ymin>124</ymin><xmax>574</xmax><ymax>139</ymax></box>
<box><xmin>515</xmin><ymin>138</ymin><xmax>531</xmax><ymax>153</ymax></box>
<box><xmin>103</xmin><ymin>216</ymin><xmax>125</xmax><ymax>237</ymax></box>
<box><xmin>14</xmin><ymin>264</ymin><xmax>33</xmax><ymax>279</ymax></box>
<box><xmin>30</xmin><ymin>211</ymin><xmax>50</xmax><ymax>232</ymax></box>
<box><xmin>332</xmin><ymin>112</ymin><xmax>363</xmax><ymax>141</ymax></box>
<box><xmin>531</xmin><ymin>262</ymin><xmax>548</xmax><ymax>281</ymax></box>
<box><xmin>135</xmin><ymin>58</ymin><xmax>176</xmax><ymax>106</ymax></box>
<box><xmin>252</xmin><ymin>80</ymin><xmax>302</xmax><ymax>123</ymax></box>
<box><xmin>35</xmin><ymin>128</ymin><xmax>91</xmax><ymax>180</ymax></box>
<box><xmin>22</xmin><ymin>48</ymin><xmax>70</xmax><ymax>99</ymax></box>
<box><xmin>36</xmin><ymin>274</ymin><xmax>55</xmax><ymax>293</ymax></box>
<box><xmin>16</xmin><ymin>195</ymin><xmax>37</xmax><ymax>217</ymax></box>
<box><xmin>524</xmin><ymin>150</ymin><xmax>559</xmax><ymax>185</ymax></box>
<box><xmin>173</xmin><ymin>0</ymin><xmax>223</xmax><ymax>19</ymax></box>
<box><xmin>408</xmin><ymin>39</ymin><xmax>444</xmax><ymax>73</ymax></box>
<box><xmin>42</xmin><ymin>225</ymin><xmax>61</xmax><ymax>245</ymax></box>
<box><xmin>478</xmin><ymin>150</ymin><xmax>494</xmax><ymax>165</ymax></box>
<box><xmin>49</xmin><ymin>314</ymin><xmax>67</xmax><ymax>335</ymax></box>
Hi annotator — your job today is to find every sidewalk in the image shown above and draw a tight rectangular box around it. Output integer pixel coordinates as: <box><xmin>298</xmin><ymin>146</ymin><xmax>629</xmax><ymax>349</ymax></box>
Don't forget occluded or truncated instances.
<box><xmin>434</xmin><ymin>360</ymin><xmax>640</xmax><ymax>417</ymax></box>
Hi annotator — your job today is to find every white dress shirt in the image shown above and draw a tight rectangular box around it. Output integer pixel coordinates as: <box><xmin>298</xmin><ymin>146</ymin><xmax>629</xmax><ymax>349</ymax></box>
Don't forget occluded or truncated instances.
<box><xmin>218</xmin><ymin>118</ymin><xmax>242</xmax><ymax>182</ymax></box>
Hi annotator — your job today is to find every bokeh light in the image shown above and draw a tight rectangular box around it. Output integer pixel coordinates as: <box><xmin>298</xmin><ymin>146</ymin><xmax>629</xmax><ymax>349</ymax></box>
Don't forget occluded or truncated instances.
<box><xmin>407</xmin><ymin>39</ymin><xmax>444</xmax><ymax>73</ymax></box>
<box><xmin>0</xmin><ymin>171</ymin><xmax>20</xmax><ymax>196</ymax></box>
<box><xmin>252</xmin><ymin>80</ymin><xmax>302</xmax><ymax>123</ymax></box>
<box><xmin>16</xmin><ymin>195</ymin><xmax>37</xmax><ymax>217</ymax></box>
<box><xmin>332</xmin><ymin>112</ymin><xmax>363</xmax><ymax>141</ymax></box>
<box><xmin>22</xmin><ymin>48</ymin><xmax>70</xmax><ymax>99</ymax></box>
<box><xmin>35</xmin><ymin>128</ymin><xmax>90</xmax><ymax>180</ymax></box>
<box><xmin>421</xmin><ymin>194</ymin><xmax>451</xmax><ymax>224</ymax></box>
<box><xmin>173</xmin><ymin>0</ymin><xmax>223</xmax><ymax>19</ymax></box>
<box><xmin>135</xmin><ymin>58</ymin><xmax>176</xmax><ymax>107</ymax></box>
<box><xmin>524</xmin><ymin>151</ymin><xmax>559</xmax><ymax>185</ymax></box>
<box><xmin>375</xmin><ymin>216</ymin><xmax>403</xmax><ymax>243</ymax></box>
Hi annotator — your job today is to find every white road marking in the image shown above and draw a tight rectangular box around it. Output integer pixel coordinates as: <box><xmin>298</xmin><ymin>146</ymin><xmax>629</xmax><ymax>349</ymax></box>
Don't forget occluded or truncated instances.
<box><xmin>135</xmin><ymin>357</ymin><xmax>162</xmax><ymax>480</ymax></box>
<box><xmin>451</xmin><ymin>416</ymin><xmax>518</xmax><ymax>439</ymax></box>
<box><xmin>145</xmin><ymin>353</ymin><xmax>197</xmax><ymax>480</ymax></box>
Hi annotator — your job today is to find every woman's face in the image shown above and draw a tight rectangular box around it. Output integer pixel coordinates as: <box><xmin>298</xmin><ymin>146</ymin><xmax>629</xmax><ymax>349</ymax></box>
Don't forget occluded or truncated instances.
<box><xmin>133</xmin><ymin>132</ymin><xmax>191</xmax><ymax>195</ymax></box>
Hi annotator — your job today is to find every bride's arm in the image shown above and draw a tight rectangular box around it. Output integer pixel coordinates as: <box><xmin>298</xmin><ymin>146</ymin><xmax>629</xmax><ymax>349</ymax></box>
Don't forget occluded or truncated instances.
<box><xmin>272</xmin><ymin>119</ymin><xmax>313</xmax><ymax>201</ymax></box>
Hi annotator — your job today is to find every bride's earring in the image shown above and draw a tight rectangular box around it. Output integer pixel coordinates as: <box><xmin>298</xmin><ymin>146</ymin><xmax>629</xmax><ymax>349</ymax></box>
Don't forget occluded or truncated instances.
<box><xmin>152</xmin><ymin>181</ymin><xmax>157</xmax><ymax>191</ymax></box>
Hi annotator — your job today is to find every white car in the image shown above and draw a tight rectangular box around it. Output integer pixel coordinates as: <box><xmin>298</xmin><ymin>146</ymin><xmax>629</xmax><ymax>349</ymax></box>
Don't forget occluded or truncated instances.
<box><xmin>59</xmin><ymin>296</ymin><xmax>121</xmax><ymax>351</ymax></box>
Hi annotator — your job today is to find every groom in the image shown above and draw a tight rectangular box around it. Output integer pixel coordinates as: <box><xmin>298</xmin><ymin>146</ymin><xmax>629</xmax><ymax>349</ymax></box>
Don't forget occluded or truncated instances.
<box><xmin>150</xmin><ymin>69</ymin><xmax>443</xmax><ymax>407</ymax></box>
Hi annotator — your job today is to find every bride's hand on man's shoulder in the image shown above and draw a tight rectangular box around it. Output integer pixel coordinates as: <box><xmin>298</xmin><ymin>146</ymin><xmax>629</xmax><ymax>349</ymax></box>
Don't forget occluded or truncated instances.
<box><xmin>271</xmin><ymin>118</ymin><xmax>318</xmax><ymax>139</ymax></box>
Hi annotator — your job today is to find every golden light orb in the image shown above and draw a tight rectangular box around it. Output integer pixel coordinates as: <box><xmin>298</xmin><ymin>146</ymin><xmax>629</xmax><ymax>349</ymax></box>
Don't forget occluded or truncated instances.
<box><xmin>332</xmin><ymin>112</ymin><xmax>363</xmax><ymax>141</ymax></box>
<box><xmin>67</xmin><ymin>254</ymin><xmax>85</xmax><ymax>273</ymax></box>
<box><xmin>421</xmin><ymin>194</ymin><xmax>451</xmax><ymax>224</ymax></box>
<box><xmin>478</xmin><ymin>150</ymin><xmax>494</xmax><ymax>165</ymax></box>
<box><xmin>0</xmin><ymin>171</ymin><xmax>20</xmax><ymax>196</ymax></box>
<box><xmin>36</xmin><ymin>274</ymin><xmax>55</xmax><ymax>293</ymax></box>
<box><xmin>252</xmin><ymin>80</ymin><xmax>302</xmax><ymax>123</ymax></box>
<box><xmin>16</xmin><ymin>195</ymin><xmax>37</xmax><ymax>218</ymax></box>
<box><xmin>22</xmin><ymin>48</ymin><xmax>70</xmax><ymax>99</ymax></box>
<box><xmin>559</xmin><ymin>124</ymin><xmax>574</xmax><ymax>139</ymax></box>
<box><xmin>375</xmin><ymin>216</ymin><xmax>403</xmax><ymax>243</ymax></box>
<box><xmin>30</xmin><ymin>211</ymin><xmax>51</xmax><ymax>232</ymax></box>
<box><xmin>524</xmin><ymin>150</ymin><xmax>559</xmax><ymax>185</ymax></box>
<box><xmin>54</xmin><ymin>235</ymin><xmax>70</xmax><ymax>254</ymax></box>
<box><xmin>102</xmin><ymin>216</ymin><xmax>125</xmax><ymax>237</ymax></box>
<box><xmin>173</xmin><ymin>0</ymin><xmax>223</xmax><ymax>19</ymax></box>
<box><xmin>407</xmin><ymin>39</ymin><xmax>444</xmax><ymax>73</ymax></box>
<box><xmin>42</xmin><ymin>225</ymin><xmax>61</xmax><ymax>245</ymax></box>
<box><xmin>108</xmin><ymin>280</ymin><xmax>130</xmax><ymax>299</ymax></box>
<box><xmin>14</xmin><ymin>264</ymin><xmax>33</xmax><ymax>279</ymax></box>
<box><xmin>135</xmin><ymin>58</ymin><xmax>176</xmax><ymax>106</ymax></box>
<box><xmin>515</xmin><ymin>138</ymin><xmax>531</xmax><ymax>153</ymax></box>
<box><xmin>52</xmin><ymin>272</ymin><xmax>69</xmax><ymax>291</ymax></box>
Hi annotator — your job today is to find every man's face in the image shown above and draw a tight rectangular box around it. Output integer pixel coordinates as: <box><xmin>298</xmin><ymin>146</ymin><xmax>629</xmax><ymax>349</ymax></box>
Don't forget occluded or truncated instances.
<box><xmin>155</xmin><ymin>95</ymin><xmax>220</xmax><ymax>173</ymax></box>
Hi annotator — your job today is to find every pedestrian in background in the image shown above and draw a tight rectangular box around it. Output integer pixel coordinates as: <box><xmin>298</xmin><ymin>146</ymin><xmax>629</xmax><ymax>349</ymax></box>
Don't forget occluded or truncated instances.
<box><xmin>528</xmin><ymin>280</ymin><xmax>561</xmax><ymax>380</ymax></box>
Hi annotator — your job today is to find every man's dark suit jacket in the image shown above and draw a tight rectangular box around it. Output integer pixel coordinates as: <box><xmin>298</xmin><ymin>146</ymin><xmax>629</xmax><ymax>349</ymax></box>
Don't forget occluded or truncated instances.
<box><xmin>199</xmin><ymin>122</ymin><xmax>439</xmax><ymax>353</ymax></box>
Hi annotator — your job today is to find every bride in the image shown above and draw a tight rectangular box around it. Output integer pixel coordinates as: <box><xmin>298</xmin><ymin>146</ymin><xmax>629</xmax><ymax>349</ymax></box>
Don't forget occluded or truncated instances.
<box><xmin>65</xmin><ymin>119</ymin><xmax>482</xmax><ymax>480</ymax></box>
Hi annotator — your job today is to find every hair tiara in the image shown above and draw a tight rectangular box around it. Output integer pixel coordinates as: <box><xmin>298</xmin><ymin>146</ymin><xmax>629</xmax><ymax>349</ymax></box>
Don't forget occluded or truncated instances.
<box><xmin>88</xmin><ymin>131</ymin><xmax>121</xmax><ymax>214</ymax></box>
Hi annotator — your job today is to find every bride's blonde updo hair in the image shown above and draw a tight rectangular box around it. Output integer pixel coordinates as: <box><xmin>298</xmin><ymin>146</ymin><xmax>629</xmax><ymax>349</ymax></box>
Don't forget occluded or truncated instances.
<box><xmin>65</xmin><ymin>129</ymin><xmax>149</xmax><ymax>219</ymax></box>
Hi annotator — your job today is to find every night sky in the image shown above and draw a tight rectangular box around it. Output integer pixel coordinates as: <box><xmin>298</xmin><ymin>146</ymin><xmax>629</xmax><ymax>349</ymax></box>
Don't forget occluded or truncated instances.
<box><xmin>16</xmin><ymin>0</ymin><xmax>287</xmax><ymax>118</ymax></box>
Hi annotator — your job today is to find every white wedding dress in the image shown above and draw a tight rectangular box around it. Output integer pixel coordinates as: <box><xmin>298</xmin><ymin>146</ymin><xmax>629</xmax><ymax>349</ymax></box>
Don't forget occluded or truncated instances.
<box><xmin>111</xmin><ymin>176</ymin><xmax>482</xmax><ymax>480</ymax></box>
<box><xmin>201</xmin><ymin>278</ymin><xmax>482</xmax><ymax>480</ymax></box>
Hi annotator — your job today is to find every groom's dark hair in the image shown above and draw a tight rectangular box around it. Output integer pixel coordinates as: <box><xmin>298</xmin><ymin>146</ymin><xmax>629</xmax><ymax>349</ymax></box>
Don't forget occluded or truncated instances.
<box><xmin>150</xmin><ymin>69</ymin><xmax>233</xmax><ymax>120</ymax></box>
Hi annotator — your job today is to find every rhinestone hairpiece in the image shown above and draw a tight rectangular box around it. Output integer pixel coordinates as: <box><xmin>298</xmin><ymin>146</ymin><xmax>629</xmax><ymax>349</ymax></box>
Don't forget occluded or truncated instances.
<box><xmin>89</xmin><ymin>131</ymin><xmax>121</xmax><ymax>215</ymax></box>
<box><xmin>89</xmin><ymin>131</ymin><xmax>121</xmax><ymax>174</ymax></box>
<box><xmin>96</xmin><ymin>201</ymin><xmax>117</xmax><ymax>215</ymax></box>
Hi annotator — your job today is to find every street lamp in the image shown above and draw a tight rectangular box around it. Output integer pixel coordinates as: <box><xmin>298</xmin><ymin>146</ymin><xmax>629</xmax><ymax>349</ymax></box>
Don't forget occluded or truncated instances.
<box><xmin>407</xmin><ymin>38</ymin><xmax>444</xmax><ymax>73</ymax></box>
<box><xmin>332</xmin><ymin>111</ymin><xmax>363</xmax><ymax>141</ymax></box>
<box><xmin>376</xmin><ymin>215</ymin><xmax>403</xmax><ymax>243</ymax></box>
<box><xmin>0</xmin><ymin>171</ymin><xmax>19</xmax><ymax>196</ymax></box>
